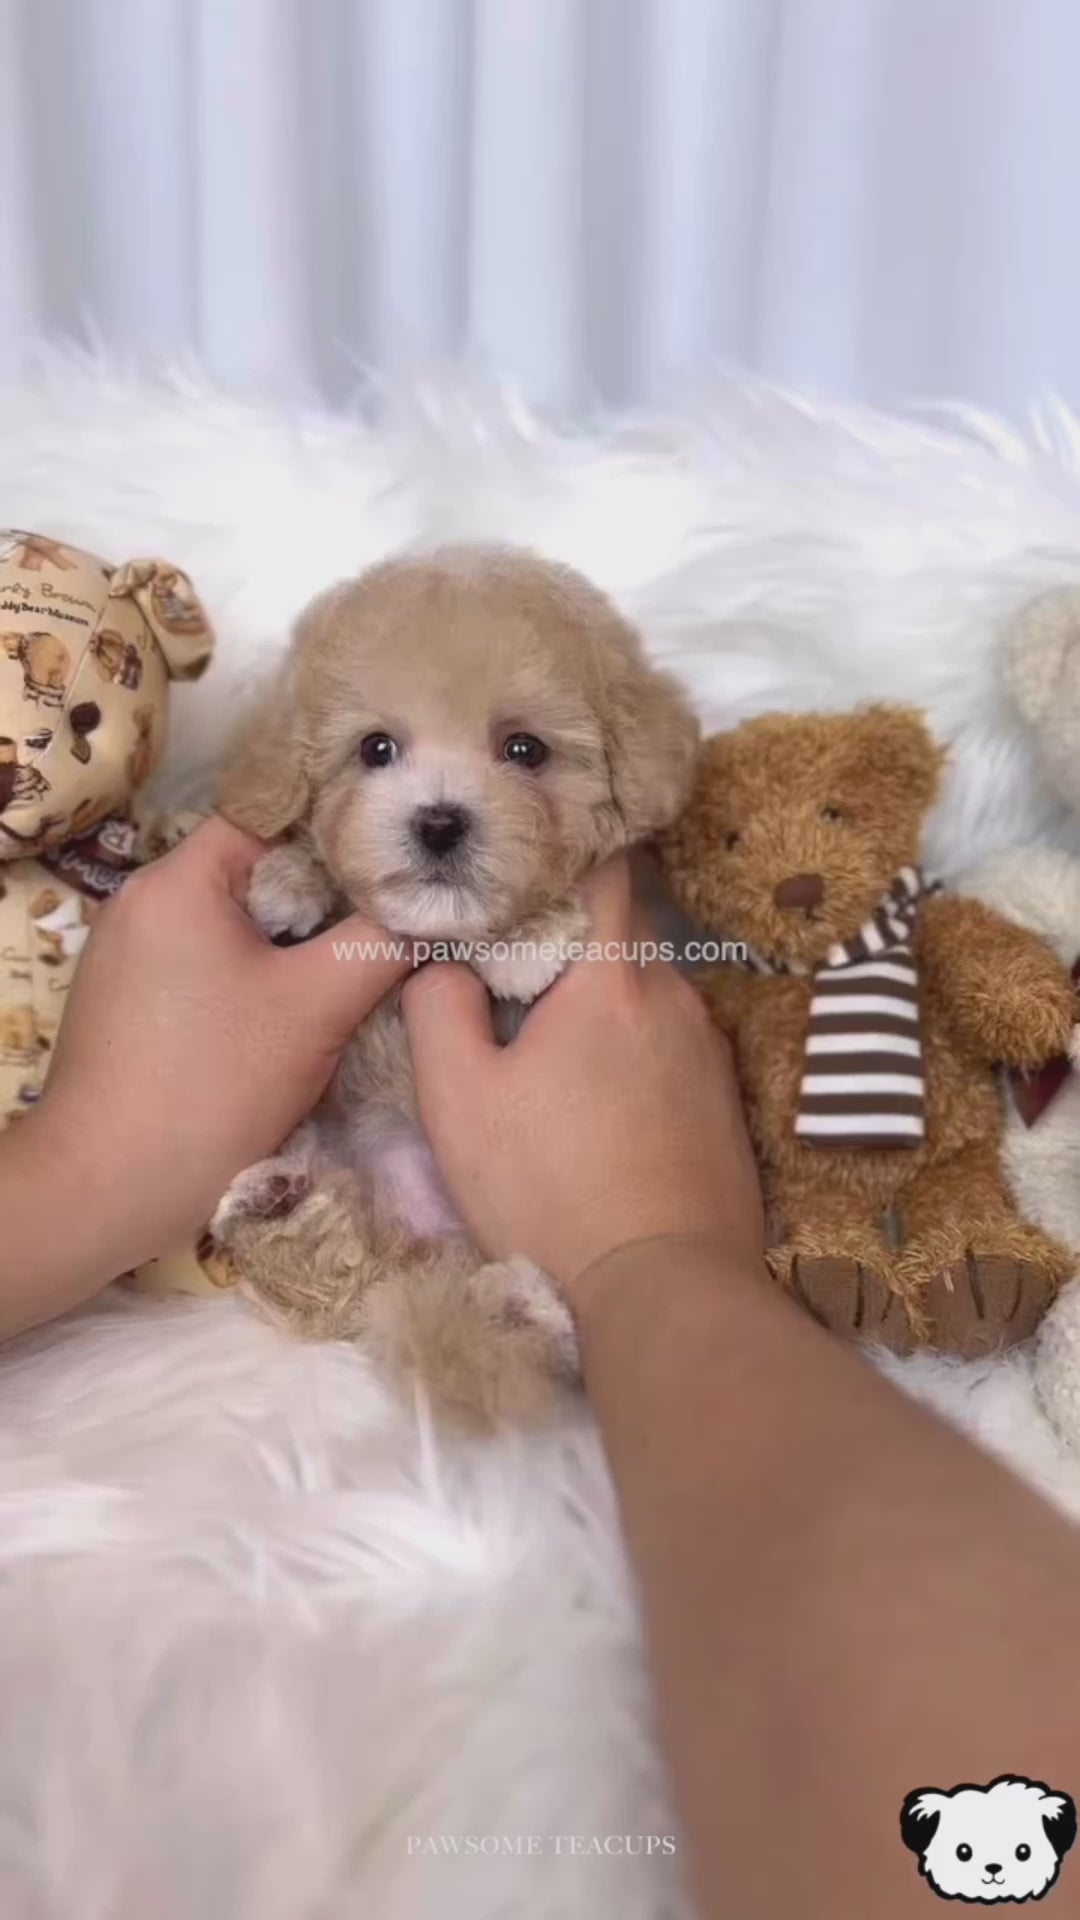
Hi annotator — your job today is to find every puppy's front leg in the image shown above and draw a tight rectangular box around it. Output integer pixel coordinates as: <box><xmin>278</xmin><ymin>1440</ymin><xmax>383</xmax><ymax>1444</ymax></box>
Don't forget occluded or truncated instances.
<box><xmin>247</xmin><ymin>838</ymin><xmax>339</xmax><ymax>941</ymax></box>
<box><xmin>472</xmin><ymin>895</ymin><xmax>589</xmax><ymax>1005</ymax></box>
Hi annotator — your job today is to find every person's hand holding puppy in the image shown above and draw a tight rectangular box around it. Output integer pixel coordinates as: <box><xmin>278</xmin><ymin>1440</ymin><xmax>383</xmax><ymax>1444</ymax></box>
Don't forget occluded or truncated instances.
<box><xmin>0</xmin><ymin>817</ymin><xmax>410</xmax><ymax>1333</ymax></box>
<box><xmin>403</xmin><ymin>856</ymin><xmax>763</xmax><ymax>1295</ymax></box>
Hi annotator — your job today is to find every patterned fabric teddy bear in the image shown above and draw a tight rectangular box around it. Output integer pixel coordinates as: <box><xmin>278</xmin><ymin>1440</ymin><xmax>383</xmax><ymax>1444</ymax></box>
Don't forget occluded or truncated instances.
<box><xmin>0</xmin><ymin>528</ymin><xmax>233</xmax><ymax>1296</ymax></box>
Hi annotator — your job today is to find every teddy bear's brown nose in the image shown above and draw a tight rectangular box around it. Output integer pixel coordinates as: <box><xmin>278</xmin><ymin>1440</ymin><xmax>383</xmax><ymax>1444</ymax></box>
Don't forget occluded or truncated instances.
<box><xmin>773</xmin><ymin>872</ymin><xmax>825</xmax><ymax>911</ymax></box>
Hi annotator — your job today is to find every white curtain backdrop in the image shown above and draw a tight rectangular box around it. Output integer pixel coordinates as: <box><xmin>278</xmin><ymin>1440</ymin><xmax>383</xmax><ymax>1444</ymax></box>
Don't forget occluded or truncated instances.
<box><xmin>2</xmin><ymin>0</ymin><xmax>1079</xmax><ymax>417</ymax></box>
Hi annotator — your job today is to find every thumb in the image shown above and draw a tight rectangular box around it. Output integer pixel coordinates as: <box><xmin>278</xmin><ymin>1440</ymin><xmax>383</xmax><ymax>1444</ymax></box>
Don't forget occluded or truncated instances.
<box><xmin>402</xmin><ymin>961</ymin><xmax>498</xmax><ymax>1098</ymax></box>
<box><xmin>273</xmin><ymin>912</ymin><xmax>413</xmax><ymax>1033</ymax></box>
<box><xmin>578</xmin><ymin>853</ymin><xmax>634</xmax><ymax>947</ymax></box>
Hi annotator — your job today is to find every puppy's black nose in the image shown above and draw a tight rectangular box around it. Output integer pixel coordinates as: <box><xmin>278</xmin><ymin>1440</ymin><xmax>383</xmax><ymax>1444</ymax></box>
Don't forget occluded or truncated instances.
<box><xmin>414</xmin><ymin>803</ymin><xmax>470</xmax><ymax>855</ymax></box>
<box><xmin>985</xmin><ymin>1865</ymin><xmax>1002</xmax><ymax>1877</ymax></box>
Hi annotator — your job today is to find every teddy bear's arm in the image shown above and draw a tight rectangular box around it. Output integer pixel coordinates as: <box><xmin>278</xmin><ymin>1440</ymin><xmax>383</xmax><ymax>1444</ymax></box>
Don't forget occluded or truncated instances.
<box><xmin>918</xmin><ymin>893</ymin><xmax>1076</xmax><ymax>1067</ymax></box>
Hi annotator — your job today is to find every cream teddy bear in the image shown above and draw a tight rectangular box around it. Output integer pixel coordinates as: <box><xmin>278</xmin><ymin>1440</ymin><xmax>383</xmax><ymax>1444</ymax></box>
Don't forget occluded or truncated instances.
<box><xmin>962</xmin><ymin>587</ymin><xmax>1080</xmax><ymax>1445</ymax></box>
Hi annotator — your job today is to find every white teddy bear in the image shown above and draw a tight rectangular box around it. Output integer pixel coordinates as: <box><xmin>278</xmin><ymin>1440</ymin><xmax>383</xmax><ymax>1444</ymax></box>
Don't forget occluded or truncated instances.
<box><xmin>963</xmin><ymin>587</ymin><xmax>1080</xmax><ymax>1447</ymax></box>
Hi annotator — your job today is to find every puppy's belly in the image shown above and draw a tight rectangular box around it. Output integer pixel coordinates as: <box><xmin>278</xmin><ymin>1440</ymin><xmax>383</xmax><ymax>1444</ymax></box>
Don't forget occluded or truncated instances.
<box><xmin>367</xmin><ymin>1129</ymin><xmax>464</xmax><ymax>1239</ymax></box>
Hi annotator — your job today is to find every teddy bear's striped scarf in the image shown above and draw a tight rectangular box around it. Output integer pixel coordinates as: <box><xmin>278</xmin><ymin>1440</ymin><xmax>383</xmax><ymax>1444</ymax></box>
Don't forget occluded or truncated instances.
<box><xmin>746</xmin><ymin>866</ymin><xmax>941</xmax><ymax>1150</ymax></box>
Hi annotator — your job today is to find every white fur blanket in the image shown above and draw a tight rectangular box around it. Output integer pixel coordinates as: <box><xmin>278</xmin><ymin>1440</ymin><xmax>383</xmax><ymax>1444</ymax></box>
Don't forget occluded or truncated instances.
<box><xmin>4</xmin><ymin>356</ymin><xmax>1080</xmax><ymax>1920</ymax></box>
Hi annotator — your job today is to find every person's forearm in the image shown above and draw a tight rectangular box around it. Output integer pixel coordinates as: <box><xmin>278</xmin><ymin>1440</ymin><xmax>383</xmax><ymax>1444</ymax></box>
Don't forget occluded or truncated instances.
<box><xmin>573</xmin><ymin>1236</ymin><xmax>1080</xmax><ymax>1920</ymax></box>
<box><xmin>0</xmin><ymin>1108</ymin><xmax>128</xmax><ymax>1335</ymax></box>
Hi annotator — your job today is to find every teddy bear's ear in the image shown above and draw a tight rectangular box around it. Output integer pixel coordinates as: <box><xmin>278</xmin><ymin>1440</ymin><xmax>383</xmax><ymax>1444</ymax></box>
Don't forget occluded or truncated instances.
<box><xmin>601</xmin><ymin>625</ymin><xmax>700</xmax><ymax>842</ymax></box>
<box><xmin>837</xmin><ymin>704</ymin><xmax>945</xmax><ymax>813</ymax></box>
<box><xmin>1004</xmin><ymin>586</ymin><xmax>1080</xmax><ymax>727</ymax></box>
<box><xmin>216</xmin><ymin>660</ymin><xmax>310</xmax><ymax>839</ymax></box>
<box><xmin>109</xmin><ymin>559</ymin><xmax>214</xmax><ymax>681</ymax></box>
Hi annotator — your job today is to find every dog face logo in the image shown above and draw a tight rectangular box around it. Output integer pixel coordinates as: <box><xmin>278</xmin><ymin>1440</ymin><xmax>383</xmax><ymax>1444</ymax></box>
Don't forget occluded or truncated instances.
<box><xmin>901</xmin><ymin>1777</ymin><xmax>1076</xmax><ymax>1902</ymax></box>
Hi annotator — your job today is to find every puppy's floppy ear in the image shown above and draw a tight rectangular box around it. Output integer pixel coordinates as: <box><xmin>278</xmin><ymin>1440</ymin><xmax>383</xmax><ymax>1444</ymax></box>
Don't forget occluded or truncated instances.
<box><xmin>1041</xmin><ymin>1792</ymin><xmax>1077</xmax><ymax>1860</ymax></box>
<box><xmin>655</xmin><ymin>728</ymin><xmax>738</xmax><ymax>917</ymax></box>
<box><xmin>601</xmin><ymin>622</ymin><xmax>699</xmax><ymax>841</ymax></box>
<box><xmin>215</xmin><ymin>658</ymin><xmax>311</xmax><ymax>838</ymax></box>
<box><xmin>899</xmin><ymin>1789</ymin><xmax>945</xmax><ymax>1859</ymax></box>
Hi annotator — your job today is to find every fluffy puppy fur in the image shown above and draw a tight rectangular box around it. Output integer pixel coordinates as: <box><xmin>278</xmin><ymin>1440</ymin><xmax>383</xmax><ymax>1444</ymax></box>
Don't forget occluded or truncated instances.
<box><xmin>212</xmin><ymin>544</ymin><xmax>698</xmax><ymax>1426</ymax></box>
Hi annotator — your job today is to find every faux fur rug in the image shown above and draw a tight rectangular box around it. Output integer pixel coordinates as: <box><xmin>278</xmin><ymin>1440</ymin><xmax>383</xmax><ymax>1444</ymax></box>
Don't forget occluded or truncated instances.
<box><xmin>5</xmin><ymin>355</ymin><xmax>1080</xmax><ymax>1920</ymax></box>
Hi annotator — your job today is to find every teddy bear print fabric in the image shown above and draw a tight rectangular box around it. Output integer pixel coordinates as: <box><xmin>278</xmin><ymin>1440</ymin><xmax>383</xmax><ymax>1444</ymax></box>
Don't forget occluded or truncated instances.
<box><xmin>0</xmin><ymin>531</ymin><xmax>211</xmax><ymax>859</ymax></box>
<box><xmin>0</xmin><ymin>821</ymin><xmax>140</xmax><ymax>1119</ymax></box>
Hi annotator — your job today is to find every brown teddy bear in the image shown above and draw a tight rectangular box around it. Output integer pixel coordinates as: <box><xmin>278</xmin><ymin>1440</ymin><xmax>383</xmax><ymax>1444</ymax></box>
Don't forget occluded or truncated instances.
<box><xmin>658</xmin><ymin>704</ymin><xmax>1077</xmax><ymax>1356</ymax></box>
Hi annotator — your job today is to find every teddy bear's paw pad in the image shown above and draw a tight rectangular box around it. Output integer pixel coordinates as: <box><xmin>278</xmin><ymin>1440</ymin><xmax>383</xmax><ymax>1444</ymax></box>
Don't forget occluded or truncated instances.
<box><xmin>781</xmin><ymin>1255</ymin><xmax>916</xmax><ymax>1353</ymax></box>
<box><xmin>210</xmin><ymin>1162</ymin><xmax>312</xmax><ymax>1245</ymax></box>
<box><xmin>926</xmin><ymin>1255</ymin><xmax>1057</xmax><ymax>1358</ymax></box>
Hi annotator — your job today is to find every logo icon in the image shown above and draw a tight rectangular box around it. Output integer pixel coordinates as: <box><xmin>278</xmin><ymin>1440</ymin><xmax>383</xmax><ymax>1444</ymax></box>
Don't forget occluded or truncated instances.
<box><xmin>900</xmin><ymin>1776</ymin><xmax>1076</xmax><ymax>1903</ymax></box>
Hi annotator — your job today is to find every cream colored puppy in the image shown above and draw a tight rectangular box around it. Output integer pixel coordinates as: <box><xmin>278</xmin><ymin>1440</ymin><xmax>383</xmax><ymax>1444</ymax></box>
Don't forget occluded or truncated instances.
<box><xmin>212</xmin><ymin>544</ymin><xmax>698</xmax><ymax>1426</ymax></box>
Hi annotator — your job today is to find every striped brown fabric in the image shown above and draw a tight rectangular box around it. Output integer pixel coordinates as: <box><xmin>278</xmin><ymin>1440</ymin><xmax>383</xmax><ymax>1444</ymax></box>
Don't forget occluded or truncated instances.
<box><xmin>748</xmin><ymin>866</ymin><xmax>940</xmax><ymax>1150</ymax></box>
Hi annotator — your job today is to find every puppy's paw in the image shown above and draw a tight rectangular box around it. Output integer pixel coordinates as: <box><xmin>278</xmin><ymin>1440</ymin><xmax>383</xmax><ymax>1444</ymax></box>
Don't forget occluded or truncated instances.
<box><xmin>482</xmin><ymin>1257</ymin><xmax>579</xmax><ymax>1378</ymax></box>
<box><xmin>210</xmin><ymin>1158</ymin><xmax>311</xmax><ymax>1245</ymax></box>
<box><xmin>369</xmin><ymin>1253</ymin><xmax>580</xmax><ymax>1431</ymax></box>
<box><xmin>474</xmin><ymin>945</ymin><xmax>565</xmax><ymax>1003</ymax></box>
<box><xmin>473</xmin><ymin>897</ymin><xmax>588</xmax><ymax>1004</ymax></box>
<box><xmin>248</xmin><ymin>843</ymin><xmax>336</xmax><ymax>941</ymax></box>
<box><xmin>447</xmin><ymin>1257</ymin><xmax>580</xmax><ymax>1428</ymax></box>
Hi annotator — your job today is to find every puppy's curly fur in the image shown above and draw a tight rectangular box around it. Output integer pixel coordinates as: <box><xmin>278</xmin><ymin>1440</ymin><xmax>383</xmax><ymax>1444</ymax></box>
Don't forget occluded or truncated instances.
<box><xmin>213</xmin><ymin>545</ymin><xmax>698</xmax><ymax>1426</ymax></box>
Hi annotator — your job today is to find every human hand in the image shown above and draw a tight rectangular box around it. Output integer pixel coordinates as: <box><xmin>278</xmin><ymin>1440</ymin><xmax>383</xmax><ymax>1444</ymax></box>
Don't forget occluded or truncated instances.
<box><xmin>30</xmin><ymin>815</ymin><xmax>410</xmax><ymax>1283</ymax></box>
<box><xmin>402</xmin><ymin>857</ymin><xmax>763</xmax><ymax>1295</ymax></box>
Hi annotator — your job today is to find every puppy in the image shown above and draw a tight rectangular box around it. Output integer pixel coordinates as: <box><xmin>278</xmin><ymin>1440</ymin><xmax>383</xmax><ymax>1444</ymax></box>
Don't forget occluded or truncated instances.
<box><xmin>212</xmin><ymin>545</ymin><xmax>698</xmax><ymax>1426</ymax></box>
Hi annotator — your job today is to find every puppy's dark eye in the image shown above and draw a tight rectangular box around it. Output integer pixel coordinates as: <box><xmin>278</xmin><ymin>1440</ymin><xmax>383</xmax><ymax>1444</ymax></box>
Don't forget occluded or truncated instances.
<box><xmin>820</xmin><ymin>806</ymin><xmax>845</xmax><ymax>824</ymax></box>
<box><xmin>502</xmin><ymin>732</ymin><xmax>547</xmax><ymax>770</ymax></box>
<box><xmin>359</xmin><ymin>732</ymin><xmax>399</xmax><ymax>769</ymax></box>
<box><xmin>1016</xmin><ymin>1845</ymin><xmax>1031</xmax><ymax>1861</ymax></box>
<box><xmin>724</xmin><ymin>831</ymin><xmax>741</xmax><ymax>850</ymax></box>
<box><xmin>956</xmin><ymin>1845</ymin><xmax>973</xmax><ymax>1862</ymax></box>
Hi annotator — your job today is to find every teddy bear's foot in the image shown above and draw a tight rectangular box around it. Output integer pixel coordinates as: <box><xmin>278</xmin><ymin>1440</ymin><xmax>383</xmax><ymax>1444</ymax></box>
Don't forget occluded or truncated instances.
<box><xmin>922</xmin><ymin>1254</ymin><xmax>1060</xmax><ymax>1359</ymax></box>
<box><xmin>767</xmin><ymin>1248</ymin><xmax>915</xmax><ymax>1352</ymax></box>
